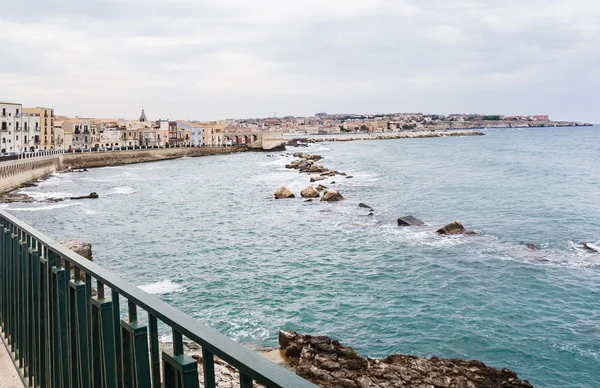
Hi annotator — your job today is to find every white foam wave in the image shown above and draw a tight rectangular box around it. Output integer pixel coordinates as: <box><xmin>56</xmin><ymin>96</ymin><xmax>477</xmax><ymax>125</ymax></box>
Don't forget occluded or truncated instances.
<box><xmin>138</xmin><ymin>279</ymin><xmax>186</xmax><ymax>295</ymax></box>
<box><xmin>109</xmin><ymin>186</ymin><xmax>137</xmax><ymax>195</ymax></box>
<box><xmin>9</xmin><ymin>203</ymin><xmax>80</xmax><ymax>212</ymax></box>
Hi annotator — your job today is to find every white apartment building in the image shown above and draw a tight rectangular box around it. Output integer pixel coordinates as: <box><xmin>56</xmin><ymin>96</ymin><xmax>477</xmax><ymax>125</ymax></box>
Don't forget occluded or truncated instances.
<box><xmin>1</xmin><ymin>101</ymin><xmax>23</xmax><ymax>154</ymax></box>
<box><xmin>22</xmin><ymin>111</ymin><xmax>41</xmax><ymax>152</ymax></box>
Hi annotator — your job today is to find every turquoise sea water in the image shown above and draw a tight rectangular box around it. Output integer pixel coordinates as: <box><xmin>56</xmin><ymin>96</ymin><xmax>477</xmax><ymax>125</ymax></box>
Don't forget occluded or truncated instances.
<box><xmin>3</xmin><ymin>126</ymin><xmax>600</xmax><ymax>387</ymax></box>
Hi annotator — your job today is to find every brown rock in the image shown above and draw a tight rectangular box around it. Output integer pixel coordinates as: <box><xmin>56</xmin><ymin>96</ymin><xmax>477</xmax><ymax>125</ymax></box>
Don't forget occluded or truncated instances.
<box><xmin>526</xmin><ymin>243</ymin><xmax>540</xmax><ymax>250</ymax></box>
<box><xmin>316</xmin><ymin>185</ymin><xmax>328</xmax><ymax>192</ymax></box>
<box><xmin>278</xmin><ymin>331</ymin><xmax>533</xmax><ymax>388</ymax></box>
<box><xmin>321</xmin><ymin>190</ymin><xmax>344</xmax><ymax>202</ymax></box>
<box><xmin>274</xmin><ymin>187</ymin><xmax>295</xmax><ymax>199</ymax></box>
<box><xmin>436</xmin><ymin>221</ymin><xmax>467</xmax><ymax>235</ymax></box>
<box><xmin>60</xmin><ymin>240</ymin><xmax>93</xmax><ymax>282</ymax></box>
<box><xmin>310</xmin><ymin>176</ymin><xmax>327</xmax><ymax>182</ymax></box>
<box><xmin>301</xmin><ymin>186</ymin><xmax>320</xmax><ymax>198</ymax></box>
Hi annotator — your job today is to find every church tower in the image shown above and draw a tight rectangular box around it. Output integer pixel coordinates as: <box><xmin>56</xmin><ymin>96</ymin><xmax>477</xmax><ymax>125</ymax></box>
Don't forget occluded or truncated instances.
<box><xmin>139</xmin><ymin>108</ymin><xmax>148</xmax><ymax>122</ymax></box>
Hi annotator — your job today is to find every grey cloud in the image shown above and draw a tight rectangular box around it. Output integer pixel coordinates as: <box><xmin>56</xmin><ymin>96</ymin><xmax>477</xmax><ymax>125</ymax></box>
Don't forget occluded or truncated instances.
<box><xmin>0</xmin><ymin>0</ymin><xmax>598</xmax><ymax>122</ymax></box>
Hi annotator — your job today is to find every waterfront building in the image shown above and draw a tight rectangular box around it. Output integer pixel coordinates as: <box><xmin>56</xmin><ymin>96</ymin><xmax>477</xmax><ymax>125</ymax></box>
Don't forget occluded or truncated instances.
<box><xmin>200</xmin><ymin>122</ymin><xmax>224</xmax><ymax>146</ymax></box>
<box><xmin>1</xmin><ymin>101</ymin><xmax>23</xmax><ymax>154</ymax></box>
<box><xmin>23</xmin><ymin>107</ymin><xmax>54</xmax><ymax>150</ymax></box>
<box><xmin>22</xmin><ymin>111</ymin><xmax>41</xmax><ymax>152</ymax></box>
<box><xmin>168</xmin><ymin>121</ymin><xmax>178</xmax><ymax>145</ymax></box>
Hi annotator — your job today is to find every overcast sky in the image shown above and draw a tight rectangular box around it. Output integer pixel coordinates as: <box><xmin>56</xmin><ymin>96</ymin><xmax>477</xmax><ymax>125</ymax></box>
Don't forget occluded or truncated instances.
<box><xmin>1</xmin><ymin>0</ymin><xmax>598</xmax><ymax>122</ymax></box>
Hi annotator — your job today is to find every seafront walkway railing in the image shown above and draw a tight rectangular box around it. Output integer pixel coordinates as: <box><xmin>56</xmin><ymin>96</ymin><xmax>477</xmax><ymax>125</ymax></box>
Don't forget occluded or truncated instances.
<box><xmin>0</xmin><ymin>209</ymin><xmax>316</xmax><ymax>388</ymax></box>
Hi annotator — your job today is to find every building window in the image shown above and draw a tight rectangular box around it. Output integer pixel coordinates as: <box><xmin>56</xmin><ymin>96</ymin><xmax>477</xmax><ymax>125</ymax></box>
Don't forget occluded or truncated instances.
<box><xmin>1</xmin><ymin>108</ymin><xmax>5</xmax><ymax>116</ymax></box>
<box><xmin>16</xmin><ymin>109</ymin><xmax>19</xmax><ymax>115</ymax></box>
<box><xmin>1</xmin><ymin>122</ymin><xmax>6</xmax><ymax>130</ymax></box>
<box><xmin>24</xmin><ymin>122</ymin><xmax>28</xmax><ymax>130</ymax></box>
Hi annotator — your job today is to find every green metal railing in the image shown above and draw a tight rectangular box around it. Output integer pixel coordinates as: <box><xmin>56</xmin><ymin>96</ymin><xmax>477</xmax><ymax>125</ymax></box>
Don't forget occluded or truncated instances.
<box><xmin>0</xmin><ymin>210</ymin><xmax>316</xmax><ymax>388</ymax></box>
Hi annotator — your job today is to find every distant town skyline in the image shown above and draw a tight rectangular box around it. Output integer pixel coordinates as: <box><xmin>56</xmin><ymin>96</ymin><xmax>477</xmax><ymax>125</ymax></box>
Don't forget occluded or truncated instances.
<box><xmin>1</xmin><ymin>0</ymin><xmax>599</xmax><ymax>123</ymax></box>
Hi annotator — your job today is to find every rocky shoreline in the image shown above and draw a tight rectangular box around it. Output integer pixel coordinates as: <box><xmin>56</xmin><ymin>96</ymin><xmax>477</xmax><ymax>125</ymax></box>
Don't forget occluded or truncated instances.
<box><xmin>162</xmin><ymin>331</ymin><xmax>533</xmax><ymax>387</ymax></box>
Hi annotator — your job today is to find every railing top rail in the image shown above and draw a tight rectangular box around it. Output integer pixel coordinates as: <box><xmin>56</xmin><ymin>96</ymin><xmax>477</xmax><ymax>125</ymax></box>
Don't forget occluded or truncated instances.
<box><xmin>0</xmin><ymin>209</ymin><xmax>316</xmax><ymax>388</ymax></box>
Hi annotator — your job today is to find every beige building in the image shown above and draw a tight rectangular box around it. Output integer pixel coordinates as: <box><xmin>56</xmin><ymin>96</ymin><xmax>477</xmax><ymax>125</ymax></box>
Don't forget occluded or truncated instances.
<box><xmin>200</xmin><ymin>122</ymin><xmax>224</xmax><ymax>146</ymax></box>
<box><xmin>23</xmin><ymin>107</ymin><xmax>54</xmax><ymax>150</ymax></box>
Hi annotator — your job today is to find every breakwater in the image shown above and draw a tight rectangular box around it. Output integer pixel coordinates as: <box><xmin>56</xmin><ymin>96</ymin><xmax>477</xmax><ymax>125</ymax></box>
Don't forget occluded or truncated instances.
<box><xmin>293</xmin><ymin>130</ymin><xmax>484</xmax><ymax>143</ymax></box>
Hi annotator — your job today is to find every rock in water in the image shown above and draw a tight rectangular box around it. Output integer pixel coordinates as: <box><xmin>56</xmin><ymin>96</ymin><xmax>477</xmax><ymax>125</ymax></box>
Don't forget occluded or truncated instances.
<box><xmin>310</xmin><ymin>176</ymin><xmax>326</xmax><ymax>182</ymax></box>
<box><xmin>436</xmin><ymin>221</ymin><xmax>467</xmax><ymax>235</ymax></box>
<box><xmin>69</xmin><ymin>192</ymin><xmax>99</xmax><ymax>200</ymax></box>
<box><xmin>526</xmin><ymin>243</ymin><xmax>540</xmax><ymax>250</ymax></box>
<box><xmin>301</xmin><ymin>186</ymin><xmax>320</xmax><ymax>198</ymax></box>
<box><xmin>582</xmin><ymin>242</ymin><xmax>600</xmax><ymax>253</ymax></box>
<box><xmin>278</xmin><ymin>330</ymin><xmax>533</xmax><ymax>388</ymax></box>
<box><xmin>60</xmin><ymin>240</ymin><xmax>93</xmax><ymax>281</ymax></box>
<box><xmin>321</xmin><ymin>190</ymin><xmax>344</xmax><ymax>202</ymax></box>
<box><xmin>358</xmin><ymin>203</ymin><xmax>373</xmax><ymax>210</ymax></box>
<box><xmin>398</xmin><ymin>216</ymin><xmax>425</xmax><ymax>226</ymax></box>
<box><xmin>60</xmin><ymin>240</ymin><xmax>93</xmax><ymax>260</ymax></box>
<box><xmin>274</xmin><ymin>187</ymin><xmax>295</xmax><ymax>199</ymax></box>
<box><xmin>316</xmin><ymin>185</ymin><xmax>328</xmax><ymax>192</ymax></box>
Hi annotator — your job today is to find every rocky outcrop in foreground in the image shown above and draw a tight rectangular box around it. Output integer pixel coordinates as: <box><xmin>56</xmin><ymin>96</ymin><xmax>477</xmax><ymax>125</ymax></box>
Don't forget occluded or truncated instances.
<box><xmin>279</xmin><ymin>331</ymin><xmax>533</xmax><ymax>388</ymax></box>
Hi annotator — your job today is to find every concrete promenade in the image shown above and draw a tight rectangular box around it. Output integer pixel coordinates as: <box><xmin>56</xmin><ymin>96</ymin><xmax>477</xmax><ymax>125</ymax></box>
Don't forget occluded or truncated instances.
<box><xmin>0</xmin><ymin>338</ymin><xmax>22</xmax><ymax>387</ymax></box>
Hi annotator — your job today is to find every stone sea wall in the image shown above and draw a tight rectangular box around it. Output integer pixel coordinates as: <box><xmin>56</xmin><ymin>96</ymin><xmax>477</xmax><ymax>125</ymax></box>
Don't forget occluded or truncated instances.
<box><xmin>0</xmin><ymin>147</ymin><xmax>245</xmax><ymax>195</ymax></box>
<box><xmin>0</xmin><ymin>155</ymin><xmax>64</xmax><ymax>194</ymax></box>
<box><xmin>62</xmin><ymin>147</ymin><xmax>245</xmax><ymax>170</ymax></box>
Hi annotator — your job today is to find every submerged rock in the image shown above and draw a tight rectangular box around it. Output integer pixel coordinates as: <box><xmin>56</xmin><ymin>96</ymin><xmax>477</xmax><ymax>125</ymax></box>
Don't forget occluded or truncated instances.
<box><xmin>582</xmin><ymin>242</ymin><xmax>600</xmax><ymax>253</ymax></box>
<box><xmin>0</xmin><ymin>192</ymin><xmax>35</xmax><ymax>203</ymax></box>
<box><xmin>301</xmin><ymin>186</ymin><xmax>320</xmax><ymax>198</ymax></box>
<box><xmin>70</xmin><ymin>192</ymin><xmax>99</xmax><ymax>200</ymax></box>
<box><xmin>526</xmin><ymin>243</ymin><xmax>540</xmax><ymax>250</ymax></box>
<box><xmin>436</xmin><ymin>221</ymin><xmax>467</xmax><ymax>235</ymax></box>
<box><xmin>321</xmin><ymin>190</ymin><xmax>344</xmax><ymax>202</ymax></box>
<box><xmin>274</xmin><ymin>187</ymin><xmax>295</xmax><ymax>199</ymax></box>
<box><xmin>397</xmin><ymin>216</ymin><xmax>425</xmax><ymax>226</ymax></box>
<box><xmin>358</xmin><ymin>203</ymin><xmax>373</xmax><ymax>210</ymax></box>
<box><xmin>279</xmin><ymin>330</ymin><xmax>533</xmax><ymax>388</ymax></box>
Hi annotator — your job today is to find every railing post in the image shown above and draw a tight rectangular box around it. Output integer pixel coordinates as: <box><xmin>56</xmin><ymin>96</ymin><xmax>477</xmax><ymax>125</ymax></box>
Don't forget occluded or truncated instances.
<box><xmin>120</xmin><ymin>301</ymin><xmax>151</xmax><ymax>388</ymax></box>
<box><xmin>90</xmin><ymin>280</ymin><xmax>118</xmax><ymax>388</ymax></box>
<box><xmin>70</xmin><ymin>266</ymin><xmax>90</xmax><ymax>388</ymax></box>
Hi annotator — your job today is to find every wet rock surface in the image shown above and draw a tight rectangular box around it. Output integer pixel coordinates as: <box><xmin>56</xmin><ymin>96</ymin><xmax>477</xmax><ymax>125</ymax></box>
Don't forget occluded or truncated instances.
<box><xmin>321</xmin><ymin>190</ymin><xmax>344</xmax><ymax>202</ymax></box>
<box><xmin>0</xmin><ymin>192</ymin><xmax>35</xmax><ymax>203</ymax></box>
<box><xmin>301</xmin><ymin>186</ymin><xmax>321</xmax><ymax>198</ymax></box>
<box><xmin>274</xmin><ymin>187</ymin><xmax>295</xmax><ymax>199</ymax></box>
<box><xmin>436</xmin><ymin>221</ymin><xmax>467</xmax><ymax>235</ymax></box>
<box><xmin>279</xmin><ymin>331</ymin><xmax>533</xmax><ymax>388</ymax></box>
<box><xmin>397</xmin><ymin>216</ymin><xmax>425</xmax><ymax>226</ymax></box>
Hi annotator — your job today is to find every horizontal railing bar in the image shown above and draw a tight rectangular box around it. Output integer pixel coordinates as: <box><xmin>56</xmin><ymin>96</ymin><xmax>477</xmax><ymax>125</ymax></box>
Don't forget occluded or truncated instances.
<box><xmin>0</xmin><ymin>210</ymin><xmax>316</xmax><ymax>388</ymax></box>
